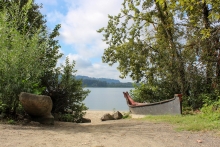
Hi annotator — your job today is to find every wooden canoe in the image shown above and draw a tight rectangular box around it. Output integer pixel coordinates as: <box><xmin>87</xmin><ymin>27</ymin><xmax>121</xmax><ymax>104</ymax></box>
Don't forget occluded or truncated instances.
<box><xmin>123</xmin><ymin>92</ymin><xmax>182</xmax><ymax>115</ymax></box>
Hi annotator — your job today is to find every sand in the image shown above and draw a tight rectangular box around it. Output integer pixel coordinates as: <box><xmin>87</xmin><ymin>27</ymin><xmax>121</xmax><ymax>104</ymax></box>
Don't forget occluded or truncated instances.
<box><xmin>0</xmin><ymin>110</ymin><xmax>220</xmax><ymax>147</ymax></box>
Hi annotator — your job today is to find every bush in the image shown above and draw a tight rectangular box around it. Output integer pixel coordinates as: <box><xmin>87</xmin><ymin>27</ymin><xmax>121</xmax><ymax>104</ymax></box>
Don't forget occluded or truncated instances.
<box><xmin>182</xmin><ymin>106</ymin><xmax>194</xmax><ymax>115</ymax></box>
<box><xmin>58</xmin><ymin>114</ymin><xmax>76</xmax><ymax>122</ymax></box>
<box><xmin>42</xmin><ymin>57</ymin><xmax>90</xmax><ymax>122</ymax></box>
<box><xmin>200</xmin><ymin>98</ymin><xmax>220</xmax><ymax>121</ymax></box>
<box><xmin>0</xmin><ymin>1</ymin><xmax>88</xmax><ymax>123</ymax></box>
<box><xmin>7</xmin><ymin>119</ymin><xmax>16</xmax><ymax>125</ymax></box>
<box><xmin>0</xmin><ymin>2</ymin><xmax>47</xmax><ymax>115</ymax></box>
<box><xmin>122</xmin><ymin>112</ymin><xmax>131</xmax><ymax>119</ymax></box>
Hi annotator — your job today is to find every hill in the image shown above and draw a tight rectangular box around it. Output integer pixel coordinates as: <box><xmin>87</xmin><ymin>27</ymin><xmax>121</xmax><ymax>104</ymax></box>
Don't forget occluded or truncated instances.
<box><xmin>76</xmin><ymin>75</ymin><xmax>120</xmax><ymax>83</ymax></box>
<box><xmin>75</xmin><ymin>75</ymin><xmax>133</xmax><ymax>87</ymax></box>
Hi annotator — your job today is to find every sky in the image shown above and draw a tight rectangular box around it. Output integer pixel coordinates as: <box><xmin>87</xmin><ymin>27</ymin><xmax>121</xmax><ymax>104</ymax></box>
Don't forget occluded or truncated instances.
<box><xmin>35</xmin><ymin>0</ymin><xmax>133</xmax><ymax>82</ymax></box>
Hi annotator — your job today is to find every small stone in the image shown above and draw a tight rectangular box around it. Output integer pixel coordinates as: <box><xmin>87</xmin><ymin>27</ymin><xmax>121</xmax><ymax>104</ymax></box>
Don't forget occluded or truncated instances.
<box><xmin>77</xmin><ymin>117</ymin><xmax>91</xmax><ymax>123</ymax></box>
<box><xmin>101</xmin><ymin>113</ymin><xmax>114</xmax><ymax>121</ymax></box>
<box><xmin>81</xmin><ymin>117</ymin><xmax>91</xmax><ymax>123</ymax></box>
<box><xmin>112</xmin><ymin>111</ymin><xmax>123</xmax><ymax>120</ymax></box>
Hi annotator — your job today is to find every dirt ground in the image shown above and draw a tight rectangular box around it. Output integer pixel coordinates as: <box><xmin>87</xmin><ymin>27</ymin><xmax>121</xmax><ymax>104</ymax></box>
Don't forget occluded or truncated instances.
<box><xmin>0</xmin><ymin>111</ymin><xmax>220</xmax><ymax>147</ymax></box>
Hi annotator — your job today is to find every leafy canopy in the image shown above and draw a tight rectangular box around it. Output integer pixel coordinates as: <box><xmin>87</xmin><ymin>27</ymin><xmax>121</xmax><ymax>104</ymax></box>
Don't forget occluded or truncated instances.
<box><xmin>98</xmin><ymin>0</ymin><xmax>220</xmax><ymax>108</ymax></box>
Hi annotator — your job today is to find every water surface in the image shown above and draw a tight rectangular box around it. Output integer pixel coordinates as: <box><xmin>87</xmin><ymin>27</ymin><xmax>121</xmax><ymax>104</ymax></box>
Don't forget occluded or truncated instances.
<box><xmin>84</xmin><ymin>88</ymin><xmax>133</xmax><ymax>111</ymax></box>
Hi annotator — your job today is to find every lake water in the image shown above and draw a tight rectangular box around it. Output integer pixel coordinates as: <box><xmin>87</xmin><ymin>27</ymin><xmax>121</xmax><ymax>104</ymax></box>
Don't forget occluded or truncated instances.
<box><xmin>83</xmin><ymin>88</ymin><xmax>133</xmax><ymax>111</ymax></box>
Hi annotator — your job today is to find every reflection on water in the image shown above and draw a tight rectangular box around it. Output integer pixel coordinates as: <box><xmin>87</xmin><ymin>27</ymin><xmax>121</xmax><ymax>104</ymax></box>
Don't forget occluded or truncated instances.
<box><xmin>83</xmin><ymin>88</ymin><xmax>133</xmax><ymax>111</ymax></box>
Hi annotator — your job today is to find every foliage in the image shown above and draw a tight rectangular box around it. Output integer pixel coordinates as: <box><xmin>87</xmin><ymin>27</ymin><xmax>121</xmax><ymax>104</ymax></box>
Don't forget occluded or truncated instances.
<box><xmin>0</xmin><ymin>103</ymin><xmax>8</xmax><ymax>114</ymax></box>
<box><xmin>122</xmin><ymin>112</ymin><xmax>131</xmax><ymax>119</ymax></box>
<box><xmin>0</xmin><ymin>1</ymin><xmax>47</xmax><ymax>115</ymax></box>
<box><xmin>181</xmin><ymin>106</ymin><xmax>194</xmax><ymax>115</ymax></box>
<box><xmin>131</xmin><ymin>81</ymin><xmax>174</xmax><ymax>103</ymax></box>
<box><xmin>42</xmin><ymin>57</ymin><xmax>90</xmax><ymax>121</ymax></box>
<box><xmin>0</xmin><ymin>0</ymin><xmax>47</xmax><ymax>34</ymax></box>
<box><xmin>98</xmin><ymin>0</ymin><xmax>220</xmax><ymax>109</ymax></box>
<box><xmin>0</xmin><ymin>0</ymin><xmax>89</xmax><ymax>123</ymax></box>
<box><xmin>58</xmin><ymin>114</ymin><xmax>77</xmax><ymax>122</ymax></box>
<box><xmin>200</xmin><ymin>95</ymin><xmax>220</xmax><ymax>121</ymax></box>
<box><xmin>7</xmin><ymin>119</ymin><xmax>16</xmax><ymax>125</ymax></box>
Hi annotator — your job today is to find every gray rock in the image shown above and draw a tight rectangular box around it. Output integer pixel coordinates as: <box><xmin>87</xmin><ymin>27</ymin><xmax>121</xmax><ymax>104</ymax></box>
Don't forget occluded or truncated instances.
<box><xmin>19</xmin><ymin>92</ymin><xmax>54</xmax><ymax>125</ymax></box>
<box><xmin>101</xmin><ymin>113</ymin><xmax>114</xmax><ymax>121</ymax></box>
<box><xmin>81</xmin><ymin>117</ymin><xmax>91</xmax><ymax>123</ymax></box>
<box><xmin>112</xmin><ymin>111</ymin><xmax>123</xmax><ymax>120</ymax></box>
<box><xmin>77</xmin><ymin>117</ymin><xmax>91</xmax><ymax>123</ymax></box>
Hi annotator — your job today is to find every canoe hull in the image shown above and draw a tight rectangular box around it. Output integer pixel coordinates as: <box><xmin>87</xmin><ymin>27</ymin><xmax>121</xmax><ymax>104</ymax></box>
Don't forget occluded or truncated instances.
<box><xmin>128</xmin><ymin>95</ymin><xmax>182</xmax><ymax>115</ymax></box>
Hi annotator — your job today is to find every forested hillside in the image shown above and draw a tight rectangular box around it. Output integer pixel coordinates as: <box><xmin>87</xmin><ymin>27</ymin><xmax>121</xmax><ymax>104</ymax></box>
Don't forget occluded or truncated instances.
<box><xmin>76</xmin><ymin>75</ymin><xmax>133</xmax><ymax>87</ymax></box>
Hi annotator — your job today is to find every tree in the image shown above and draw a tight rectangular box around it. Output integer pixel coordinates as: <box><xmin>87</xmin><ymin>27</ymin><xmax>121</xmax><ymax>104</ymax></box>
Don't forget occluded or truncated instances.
<box><xmin>42</xmin><ymin>57</ymin><xmax>90</xmax><ymax>121</ymax></box>
<box><xmin>98</xmin><ymin>0</ymin><xmax>220</xmax><ymax>108</ymax></box>
<box><xmin>0</xmin><ymin>1</ymin><xmax>47</xmax><ymax>115</ymax></box>
<box><xmin>166</xmin><ymin>0</ymin><xmax>220</xmax><ymax>106</ymax></box>
<box><xmin>98</xmin><ymin>0</ymin><xmax>185</xmax><ymax>101</ymax></box>
<box><xmin>0</xmin><ymin>0</ymin><xmax>62</xmax><ymax>80</ymax></box>
<box><xmin>0</xmin><ymin>0</ymin><xmax>89</xmax><ymax>121</ymax></box>
<box><xmin>0</xmin><ymin>0</ymin><xmax>47</xmax><ymax>35</ymax></box>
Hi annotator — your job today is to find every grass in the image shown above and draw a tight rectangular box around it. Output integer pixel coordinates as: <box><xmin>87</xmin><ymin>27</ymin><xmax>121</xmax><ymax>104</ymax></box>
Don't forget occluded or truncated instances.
<box><xmin>122</xmin><ymin>112</ymin><xmax>132</xmax><ymax>119</ymax></box>
<box><xmin>7</xmin><ymin>119</ymin><xmax>16</xmax><ymax>125</ymax></box>
<box><xmin>142</xmin><ymin>113</ymin><xmax>220</xmax><ymax>132</ymax></box>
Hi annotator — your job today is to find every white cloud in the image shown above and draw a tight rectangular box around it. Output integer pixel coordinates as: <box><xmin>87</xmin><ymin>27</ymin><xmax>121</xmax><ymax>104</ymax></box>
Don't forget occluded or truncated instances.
<box><xmin>36</xmin><ymin>0</ymin><xmax>133</xmax><ymax>82</ymax></box>
<box><xmin>59</xmin><ymin>0</ymin><xmax>123</xmax><ymax>57</ymax></box>
<box><xmin>47</xmin><ymin>11</ymin><xmax>64</xmax><ymax>24</ymax></box>
<box><xmin>67</xmin><ymin>54</ymin><xmax>92</xmax><ymax>69</ymax></box>
<box><xmin>56</xmin><ymin>0</ymin><xmax>125</xmax><ymax>60</ymax></box>
<box><xmin>64</xmin><ymin>54</ymin><xmax>132</xmax><ymax>82</ymax></box>
<box><xmin>44</xmin><ymin>0</ymin><xmax>124</xmax><ymax>59</ymax></box>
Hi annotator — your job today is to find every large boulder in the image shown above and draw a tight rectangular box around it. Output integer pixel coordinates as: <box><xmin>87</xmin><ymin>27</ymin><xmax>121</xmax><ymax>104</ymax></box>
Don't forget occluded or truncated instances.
<box><xmin>19</xmin><ymin>92</ymin><xmax>54</xmax><ymax>125</ymax></box>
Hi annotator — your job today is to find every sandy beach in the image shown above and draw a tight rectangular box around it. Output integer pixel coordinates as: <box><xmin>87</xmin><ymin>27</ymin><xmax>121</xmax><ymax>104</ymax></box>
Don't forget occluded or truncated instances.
<box><xmin>0</xmin><ymin>110</ymin><xmax>220</xmax><ymax>147</ymax></box>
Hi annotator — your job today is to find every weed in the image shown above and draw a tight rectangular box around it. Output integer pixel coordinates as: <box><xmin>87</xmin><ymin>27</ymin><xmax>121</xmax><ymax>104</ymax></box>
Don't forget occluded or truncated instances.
<box><xmin>7</xmin><ymin>119</ymin><xmax>16</xmax><ymax>125</ymax></box>
<box><xmin>122</xmin><ymin>112</ymin><xmax>131</xmax><ymax>119</ymax></box>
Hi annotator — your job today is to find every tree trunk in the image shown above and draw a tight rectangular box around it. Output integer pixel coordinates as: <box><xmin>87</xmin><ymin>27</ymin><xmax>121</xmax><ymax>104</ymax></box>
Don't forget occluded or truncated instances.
<box><xmin>155</xmin><ymin>1</ymin><xmax>187</xmax><ymax>95</ymax></box>
<box><xmin>202</xmin><ymin>2</ymin><xmax>214</xmax><ymax>92</ymax></box>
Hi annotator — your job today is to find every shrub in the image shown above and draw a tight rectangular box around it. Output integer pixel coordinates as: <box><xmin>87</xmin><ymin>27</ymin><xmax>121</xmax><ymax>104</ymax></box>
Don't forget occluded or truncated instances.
<box><xmin>42</xmin><ymin>57</ymin><xmax>90</xmax><ymax>122</ymax></box>
<box><xmin>122</xmin><ymin>112</ymin><xmax>131</xmax><ymax>119</ymax></box>
<box><xmin>0</xmin><ymin>1</ymin><xmax>47</xmax><ymax>115</ymax></box>
<box><xmin>200</xmin><ymin>98</ymin><xmax>220</xmax><ymax>121</ymax></box>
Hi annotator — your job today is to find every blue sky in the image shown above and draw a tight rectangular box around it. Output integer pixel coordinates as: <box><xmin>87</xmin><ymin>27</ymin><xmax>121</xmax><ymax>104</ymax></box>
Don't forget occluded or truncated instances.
<box><xmin>35</xmin><ymin>0</ymin><xmax>132</xmax><ymax>82</ymax></box>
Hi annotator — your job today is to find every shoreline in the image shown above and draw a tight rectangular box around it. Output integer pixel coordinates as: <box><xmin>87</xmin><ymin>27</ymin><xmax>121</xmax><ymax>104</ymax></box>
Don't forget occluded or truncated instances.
<box><xmin>84</xmin><ymin>110</ymin><xmax>129</xmax><ymax>124</ymax></box>
<box><xmin>84</xmin><ymin>110</ymin><xmax>146</xmax><ymax>124</ymax></box>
